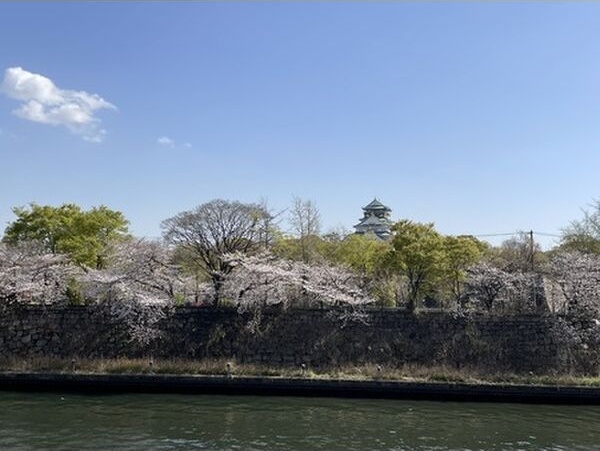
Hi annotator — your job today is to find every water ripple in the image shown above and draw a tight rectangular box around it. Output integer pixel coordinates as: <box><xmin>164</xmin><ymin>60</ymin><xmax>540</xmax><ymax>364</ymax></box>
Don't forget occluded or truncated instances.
<box><xmin>0</xmin><ymin>392</ymin><xmax>599</xmax><ymax>450</ymax></box>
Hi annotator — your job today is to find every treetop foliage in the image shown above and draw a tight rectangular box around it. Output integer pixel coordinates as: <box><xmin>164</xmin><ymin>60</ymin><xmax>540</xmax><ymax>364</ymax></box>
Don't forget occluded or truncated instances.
<box><xmin>560</xmin><ymin>200</ymin><xmax>600</xmax><ymax>254</ymax></box>
<box><xmin>161</xmin><ymin>199</ymin><xmax>274</xmax><ymax>306</ymax></box>
<box><xmin>3</xmin><ymin>203</ymin><xmax>130</xmax><ymax>269</ymax></box>
<box><xmin>4</xmin><ymin>196</ymin><xmax>600</xmax><ymax>319</ymax></box>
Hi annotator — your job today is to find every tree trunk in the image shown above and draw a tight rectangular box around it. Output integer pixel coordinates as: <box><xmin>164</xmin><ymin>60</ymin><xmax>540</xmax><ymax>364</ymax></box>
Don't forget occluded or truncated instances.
<box><xmin>212</xmin><ymin>274</ymin><xmax>224</xmax><ymax>307</ymax></box>
<box><xmin>406</xmin><ymin>295</ymin><xmax>417</xmax><ymax>313</ymax></box>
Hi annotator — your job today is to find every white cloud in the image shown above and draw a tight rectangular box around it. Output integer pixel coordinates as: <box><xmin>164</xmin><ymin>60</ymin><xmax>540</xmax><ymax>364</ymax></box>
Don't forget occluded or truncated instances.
<box><xmin>157</xmin><ymin>136</ymin><xmax>192</xmax><ymax>149</ymax></box>
<box><xmin>0</xmin><ymin>67</ymin><xmax>116</xmax><ymax>142</ymax></box>
<box><xmin>157</xmin><ymin>136</ymin><xmax>175</xmax><ymax>147</ymax></box>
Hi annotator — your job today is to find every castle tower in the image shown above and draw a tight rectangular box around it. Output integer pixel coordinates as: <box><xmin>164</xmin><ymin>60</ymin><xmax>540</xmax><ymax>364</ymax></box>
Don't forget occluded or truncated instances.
<box><xmin>353</xmin><ymin>198</ymin><xmax>393</xmax><ymax>240</ymax></box>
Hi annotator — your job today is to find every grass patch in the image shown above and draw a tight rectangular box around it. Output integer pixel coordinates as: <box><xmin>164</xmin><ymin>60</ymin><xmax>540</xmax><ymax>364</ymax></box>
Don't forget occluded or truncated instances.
<box><xmin>0</xmin><ymin>357</ymin><xmax>599</xmax><ymax>387</ymax></box>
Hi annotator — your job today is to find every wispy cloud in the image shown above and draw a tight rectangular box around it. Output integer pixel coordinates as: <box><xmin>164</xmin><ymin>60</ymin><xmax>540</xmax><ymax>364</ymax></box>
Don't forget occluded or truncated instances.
<box><xmin>0</xmin><ymin>67</ymin><xmax>116</xmax><ymax>142</ymax></box>
<box><xmin>157</xmin><ymin>136</ymin><xmax>175</xmax><ymax>147</ymax></box>
<box><xmin>157</xmin><ymin>136</ymin><xmax>192</xmax><ymax>149</ymax></box>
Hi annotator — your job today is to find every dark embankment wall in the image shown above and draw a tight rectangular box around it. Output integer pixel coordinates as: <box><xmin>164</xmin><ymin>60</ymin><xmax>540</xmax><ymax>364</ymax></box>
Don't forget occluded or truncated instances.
<box><xmin>0</xmin><ymin>306</ymin><xmax>596</xmax><ymax>374</ymax></box>
<box><xmin>3</xmin><ymin>373</ymin><xmax>600</xmax><ymax>404</ymax></box>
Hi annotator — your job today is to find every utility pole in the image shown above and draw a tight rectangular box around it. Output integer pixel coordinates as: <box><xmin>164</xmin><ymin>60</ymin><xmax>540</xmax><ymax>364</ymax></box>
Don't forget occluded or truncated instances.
<box><xmin>529</xmin><ymin>230</ymin><xmax>537</xmax><ymax>310</ymax></box>
<box><xmin>529</xmin><ymin>230</ymin><xmax>535</xmax><ymax>272</ymax></box>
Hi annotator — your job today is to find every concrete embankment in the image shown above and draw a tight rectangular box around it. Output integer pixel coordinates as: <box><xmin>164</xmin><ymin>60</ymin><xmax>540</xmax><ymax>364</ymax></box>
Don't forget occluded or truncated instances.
<box><xmin>1</xmin><ymin>372</ymin><xmax>599</xmax><ymax>405</ymax></box>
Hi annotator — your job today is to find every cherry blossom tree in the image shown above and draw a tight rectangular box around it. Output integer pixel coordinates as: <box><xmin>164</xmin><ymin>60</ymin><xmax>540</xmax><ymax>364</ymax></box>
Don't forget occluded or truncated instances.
<box><xmin>462</xmin><ymin>263</ymin><xmax>537</xmax><ymax>312</ymax></box>
<box><xmin>76</xmin><ymin>239</ymin><xmax>192</xmax><ymax>346</ymax></box>
<box><xmin>161</xmin><ymin>199</ymin><xmax>273</xmax><ymax>306</ymax></box>
<box><xmin>219</xmin><ymin>252</ymin><xmax>373</xmax><ymax>332</ymax></box>
<box><xmin>0</xmin><ymin>242</ymin><xmax>79</xmax><ymax>305</ymax></box>
<box><xmin>546</xmin><ymin>251</ymin><xmax>600</xmax><ymax>316</ymax></box>
<box><xmin>0</xmin><ymin>239</ymin><xmax>190</xmax><ymax>346</ymax></box>
<box><xmin>222</xmin><ymin>252</ymin><xmax>373</xmax><ymax>311</ymax></box>
<box><xmin>544</xmin><ymin>252</ymin><xmax>600</xmax><ymax>372</ymax></box>
<box><xmin>79</xmin><ymin>238</ymin><xmax>191</xmax><ymax>305</ymax></box>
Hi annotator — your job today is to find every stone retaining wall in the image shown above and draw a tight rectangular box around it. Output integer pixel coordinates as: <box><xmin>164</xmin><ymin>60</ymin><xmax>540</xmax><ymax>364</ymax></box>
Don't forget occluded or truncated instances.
<box><xmin>0</xmin><ymin>305</ymin><xmax>596</xmax><ymax>374</ymax></box>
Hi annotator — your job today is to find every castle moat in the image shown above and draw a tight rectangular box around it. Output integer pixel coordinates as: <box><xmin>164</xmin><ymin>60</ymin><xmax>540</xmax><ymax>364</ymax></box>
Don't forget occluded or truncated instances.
<box><xmin>1</xmin><ymin>391</ymin><xmax>598</xmax><ymax>450</ymax></box>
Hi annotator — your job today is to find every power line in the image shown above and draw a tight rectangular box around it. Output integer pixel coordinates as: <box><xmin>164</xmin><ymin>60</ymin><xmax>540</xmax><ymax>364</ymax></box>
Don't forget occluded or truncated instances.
<box><xmin>534</xmin><ymin>232</ymin><xmax>562</xmax><ymax>238</ymax></box>
<box><xmin>470</xmin><ymin>231</ymin><xmax>562</xmax><ymax>239</ymax></box>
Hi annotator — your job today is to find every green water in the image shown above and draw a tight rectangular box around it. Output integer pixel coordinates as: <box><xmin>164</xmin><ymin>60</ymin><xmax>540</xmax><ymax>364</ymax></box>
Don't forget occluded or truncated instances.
<box><xmin>0</xmin><ymin>392</ymin><xmax>599</xmax><ymax>450</ymax></box>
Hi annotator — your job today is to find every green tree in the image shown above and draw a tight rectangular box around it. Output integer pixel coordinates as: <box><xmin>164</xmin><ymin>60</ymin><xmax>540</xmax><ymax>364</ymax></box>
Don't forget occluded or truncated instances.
<box><xmin>3</xmin><ymin>203</ymin><xmax>129</xmax><ymax>268</ymax></box>
<box><xmin>383</xmin><ymin>220</ymin><xmax>446</xmax><ymax>312</ymax></box>
<box><xmin>332</xmin><ymin>233</ymin><xmax>399</xmax><ymax>307</ymax></box>
<box><xmin>485</xmin><ymin>232</ymin><xmax>544</xmax><ymax>272</ymax></box>
<box><xmin>332</xmin><ymin>233</ymin><xmax>389</xmax><ymax>277</ymax></box>
<box><xmin>442</xmin><ymin>235</ymin><xmax>484</xmax><ymax>302</ymax></box>
<box><xmin>560</xmin><ymin>200</ymin><xmax>600</xmax><ymax>254</ymax></box>
<box><xmin>272</xmin><ymin>228</ymin><xmax>350</xmax><ymax>265</ymax></box>
<box><xmin>272</xmin><ymin>234</ymin><xmax>326</xmax><ymax>263</ymax></box>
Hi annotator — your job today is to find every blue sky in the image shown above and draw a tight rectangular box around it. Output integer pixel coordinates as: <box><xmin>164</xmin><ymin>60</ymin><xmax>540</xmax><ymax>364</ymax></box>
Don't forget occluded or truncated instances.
<box><xmin>1</xmin><ymin>2</ymin><xmax>600</xmax><ymax>248</ymax></box>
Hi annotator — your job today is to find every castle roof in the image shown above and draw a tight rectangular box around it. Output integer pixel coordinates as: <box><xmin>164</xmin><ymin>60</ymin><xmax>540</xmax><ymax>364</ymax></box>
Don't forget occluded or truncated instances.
<box><xmin>363</xmin><ymin>198</ymin><xmax>391</xmax><ymax>212</ymax></box>
<box><xmin>354</xmin><ymin>214</ymin><xmax>392</xmax><ymax>231</ymax></box>
<box><xmin>355</xmin><ymin>215</ymin><xmax>388</xmax><ymax>227</ymax></box>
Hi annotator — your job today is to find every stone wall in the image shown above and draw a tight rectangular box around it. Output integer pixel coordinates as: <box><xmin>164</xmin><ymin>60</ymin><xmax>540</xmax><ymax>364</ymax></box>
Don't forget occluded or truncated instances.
<box><xmin>0</xmin><ymin>305</ymin><xmax>596</xmax><ymax>374</ymax></box>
